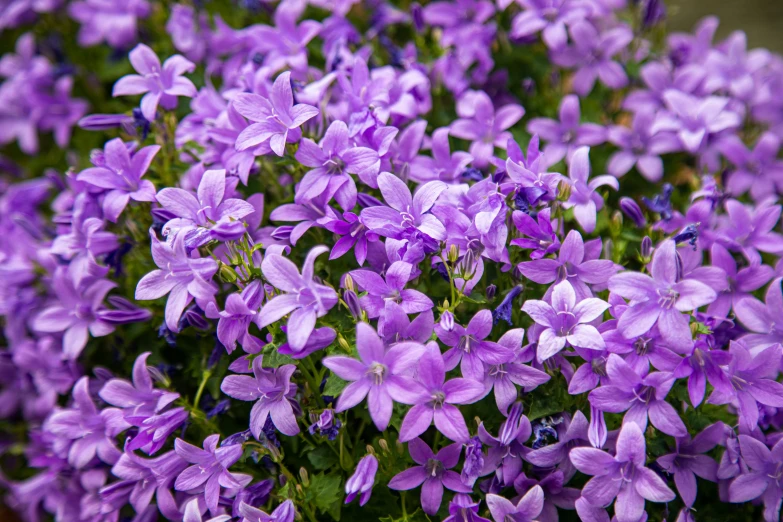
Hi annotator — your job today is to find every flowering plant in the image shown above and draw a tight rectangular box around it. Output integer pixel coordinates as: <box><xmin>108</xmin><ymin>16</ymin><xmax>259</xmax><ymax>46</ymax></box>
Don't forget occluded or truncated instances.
<box><xmin>2</xmin><ymin>1</ymin><xmax>783</xmax><ymax>521</ymax></box>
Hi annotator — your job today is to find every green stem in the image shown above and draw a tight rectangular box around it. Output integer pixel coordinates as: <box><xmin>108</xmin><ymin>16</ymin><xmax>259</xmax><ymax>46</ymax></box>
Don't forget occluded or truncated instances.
<box><xmin>301</xmin><ymin>357</ymin><xmax>326</xmax><ymax>408</ymax></box>
<box><xmin>193</xmin><ymin>370</ymin><xmax>212</xmax><ymax>409</ymax></box>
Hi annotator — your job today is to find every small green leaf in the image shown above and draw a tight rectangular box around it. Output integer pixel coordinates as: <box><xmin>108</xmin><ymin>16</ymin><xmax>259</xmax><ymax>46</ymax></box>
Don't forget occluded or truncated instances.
<box><xmin>307</xmin><ymin>445</ymin><xmax>338</xmax><ymax>470</ymax></box>
<box><xmin>323</xmin><ymin>374</ymin><xmax>347</xmax><ymax>396</ymax></box>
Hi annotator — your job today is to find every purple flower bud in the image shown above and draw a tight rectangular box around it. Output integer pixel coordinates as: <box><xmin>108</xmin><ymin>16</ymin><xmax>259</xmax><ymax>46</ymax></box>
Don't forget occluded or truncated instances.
<box><xmin>641</xmin><ymin>0</ymin><xmax>666</xmax><ymax>27</ymax></box>
<box><xmin>78</xmin><ymin>113</ymin><xmax>133</xmax><ymax>131</ymax></box>
<box><xmin>641</xmin><ymin>236</ymin><xmax>653</xmax><ymax>259</ymax></box>
<box><xmin>486</xmin><ymin>284</ymin><xmax>497</xmax><ymax>301</ymax></box>
<box><xmin>345</xmin><ymin>454</ymin><xmax>378</xmax><ymax>506</ymax></box>
<box><xmin>357</xmin><ymin>193</ymin><xmax>383</xmax><ymax>208</ymax></box>
<box><xmin>207</xmin><ymin>343</ymin><xmax>223</xmax><ymax>370</ymax></box>
<box><xmin>619</xmin><ymin>197</ymin><xmax>646</xmax><ymax>228</ymax></box>
<box><xmin>642</xmin><ymin>183</ymin><xmax>674</xmax><ymax>221</ymax></box>
<box><xmin>272</xmin><ymin>225</ymin><xmax>294</xmax><ymax>242</ymax></box>
<box><xmin>674</xmin><ymin>223</ymin><xmax>699</xmax><ymax>250</ymax></box>
<box><xmin>439</xmin><ymin>310</ymin><xmax>455</xmax><ymax>331</ymax></box>
<box><xmin>343</xmin><ymin>289</ymin><xmax>362</xmax><ymax>320</ymax></box>
<box><xmin>522</xmin><ymin>77</ymin><xmax>536</xmax><ymax>95</ymax></box>
<box><xmin>308</xmin><ymin>409</ymin><xmax>342</xmax><ymax>440</ymax></box>
<box><xmin>588</xmin><ymin>405</ymin><xmax>607</xmax><ymax>448</ymax></box>
<box><xmin>411</xmin><ymin>2</ymin><xmax>424</xmax><ymax>32</ymax></box>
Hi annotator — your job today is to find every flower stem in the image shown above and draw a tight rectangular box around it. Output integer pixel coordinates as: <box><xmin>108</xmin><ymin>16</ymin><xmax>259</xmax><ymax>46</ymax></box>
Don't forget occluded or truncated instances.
<box><xmin>193</xmin><ymin>369</ymin><xmax>211</xmax><ymax>409</ymax></box>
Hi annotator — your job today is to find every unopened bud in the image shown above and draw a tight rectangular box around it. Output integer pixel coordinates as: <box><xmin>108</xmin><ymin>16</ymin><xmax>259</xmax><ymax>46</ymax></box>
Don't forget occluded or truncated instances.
<box><xmin>610</xmin><ymin>211</ymin><xmax>623</xmax><ymax>237</ymax></box>
<box><xmin>619</xmin><ymin>197</ymin><xmax>646</xmax><ymax>228</ymax></box>
<box><xmin>338</xmin><ymin>336</ymin><xmax>351</xmax><ymax>352</ymax></box>
<box><xmin>448</xmin><ymin>244</ymin><xmax>459</xmax><ymax>264</ymax></box>
<box><xmin>378</xmin><ymin>439</ymin><xmax>390</xmax><ymax>453</ymax></box>
<box><xmin>295</xmin><ymin>484</ymin><xmax>304</xmax><ymax>495</ymax></box>
<box><xmin>439</xmin><ymin>310</ymin><xmax>455</xmax><ymax>331</ymax></box>
<box><xmin>366</xmin><ymin>444</ymin><xmax>376</xmax><ymax>455</ymax></box>
<box><xmin>218</xmin><ymin>263</ymin><xmax>238</xmax><ymax>283</ymax></box>
<box><xmin>486</xmin><ymin>284</ymin><xmax>497</xmax><ymax>301</ymax></box>
<box><xmin>640</xmin><ymin>236</ymin><xmax>653</xmax><ymax>261</ymax></box>
<box><xmin>299</xmin><ymin>467</ymin><xmax>310</xmax><ymax>486</ymax></box>
<box><xmin>557</xmin><ymin>180</ymin><xmax>572</xmax><ymax>201</ymax></box>
<box><xmin>343</xmin><ymin>274</ymin><xmax>355</xmax><ymax>292</ymax></box>
<box><xmin>343</xmin><ymin>289</ymin><xmax>362</xmax><ymax>320</ymax></box>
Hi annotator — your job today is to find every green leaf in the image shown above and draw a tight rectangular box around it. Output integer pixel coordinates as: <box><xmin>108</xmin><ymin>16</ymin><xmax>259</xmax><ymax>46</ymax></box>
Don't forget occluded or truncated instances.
<box><xmin>262</xmin><ymin>344</ymin><xmax>294</xmax><ymax>368</ymax></box>
<box><xmin>306</xmin><ymin>472</ymin><xmax>343</xmax><ymax>520</ymax></box>
<box><xmin>307</xmin><ymin>445</ymin><xmax>338</xmax><ymax>470</ymax></box>
<box><xmin>323</xmin><ymin>374</ymin><xmax>347</xmax><ymax>396</ymax></box>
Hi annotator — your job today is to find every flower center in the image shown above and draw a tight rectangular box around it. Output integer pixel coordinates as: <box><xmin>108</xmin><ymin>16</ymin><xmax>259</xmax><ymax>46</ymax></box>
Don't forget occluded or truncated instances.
<box><xmin>656</xmin><ymin>288</ymin><xmax>678</xmax><ymax>309</ymax></box>
<box><xmin>425</xmin><ymin>458</ymin><xmax>443</xmax><ymax>478</ymax></box>
<box><xmin>367</xmin><ymin>363</ymin><xmax>387</xmax><ymax>385</ymax></box>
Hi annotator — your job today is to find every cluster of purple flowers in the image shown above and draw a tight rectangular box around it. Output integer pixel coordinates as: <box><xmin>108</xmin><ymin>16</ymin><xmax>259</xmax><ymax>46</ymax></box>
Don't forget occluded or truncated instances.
<box><xmin>3</xmin><ymin>0</ymin><xmax>783</xmax><ymax>521</ymax></box>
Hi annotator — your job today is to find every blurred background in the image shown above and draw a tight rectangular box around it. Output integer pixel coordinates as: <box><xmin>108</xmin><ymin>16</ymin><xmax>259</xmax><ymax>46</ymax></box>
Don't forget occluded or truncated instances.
<box><xmin>668</xmin><ymin>0</ymin><xmax>783</xmax><ymax>52</ymax></box>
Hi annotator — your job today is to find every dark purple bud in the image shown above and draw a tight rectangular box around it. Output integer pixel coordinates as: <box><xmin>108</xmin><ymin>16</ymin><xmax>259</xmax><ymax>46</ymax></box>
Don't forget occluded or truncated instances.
<box><xmin>486</xmin><ymin>284</ymin><xmax>497</xmax><ymax>301</ymax></box>
<box><xmin>641</xmin><ymin>236</ymin><xmax>653</xmax><ymax>259</ymax></box>
<box><xmin>232</xmin><ymin>480</ymin><xmax>275</xmax><ymax>517</ymax></box>
<box><xmin>492</xmin><ymin>284</ymin><xmax>523</xmax><ymax>326</ymax></box>
<box><xmin>206</xmin><ymin>399</ymin><xmax>231</xmax><ymax>418</ymax></box>
<box><xmin>78</xmin><ymin>113</ymin><xmax>133</xmax><ymax>131</ymax></box>
<box><xmin>179</xmin><ymin>305</ymin><xmax>208</xmax><ymax>331</ymax></box>
<box><xmin>619</xmin><ymin>197</ymin><xmax>646</xmax><ymax>228</ymax></box>
<box><xmin>641</xmin><ymin>0</ymin><xmax>666</xmax><ymax>27</ymax></box>
<box><xmin>158</xmin><ymin>322</ymin><xmax>177</xmax><ymax>346</ymax></box>
<box><xmin>461</xmin><ymin>437</ymin><xmax>484</xmax><ymax>486</ymax></box>
<box><xmin>207</xmin><ymin>343</ymin><xmax>223</xmax><ymax>370</ymax></box>
<box><xmin>343</xmin><ymin>289</ymin><xmax>362</xmax><ymax>320</ymax></box>
<box><xmin>131</xmin><ymin>108</ymin><xmax>151</xmax><ymax>139</ymax></box>
<box><xmin>272</xmin><ymin>225</ymin><xmax>294</xmax><ymax>242</ymax></box>
<box><xmin>439</xmin><ymin>310</ymin><xmax>455</xmax><ymax>331</ymax></box>
<box><xmin>411</xmin><ymin>3</ymin><xmax>424</xmax><ymax>32</ymax></box>
<box><xmin>522</xmin><ymin>77</ymin><xmax>536</xmax><ymax>95</ymax></box>
<box><xmin>357</xmin><ymin>193</ymin><xmax>383</xmax><ymax>208</ymax></box>
<box><xmin>99</xmin><ymin>306</ymin><xmax>153</xmax><ymax>324</ymax></box>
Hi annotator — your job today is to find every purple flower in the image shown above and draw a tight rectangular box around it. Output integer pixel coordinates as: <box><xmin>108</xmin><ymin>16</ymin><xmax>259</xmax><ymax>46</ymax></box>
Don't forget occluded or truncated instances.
<box><xmin>449</xmin><ymin>90</ymin><xmax>525</xmax><ymax>167</ymax></box>
<box><xmin>707</xmin><ymin>243</ymin><xmax>773</xmax><ymax>318</ymax></box>
<box><xmin>486</xmin><ymin>485</ymin><xmax>545</xmax><ymax>522</ymax></box>
<box><xmin>569</xmin><ymin>422</ymin><xmax>675</xmax><ymax>522</ymax></box>
<box><xmin>68</xmin><ymin>0</ymin><xmax>150</xmax><ymax>48</ymax></box>
<box><xmin>522</xmin><ymin>281</ymin><xmax>608</xmax><ymax>362</ymax></box>
<box><xmin>399</xmin><ymin>346</ymin><xmax>484</xmax><ymax>442</ymax></box>
<box><xmin>257</xmin><ymin>246</ymin><xmax>338</xmax><ymax>350</ymax></box>
<box><xmin>174</xmin><ymin>434</ymin><xmax>251</xmax><ymax>514</ymax></box>
<box><xmin>294</xmin><ymin>120</ymin><xmax>379</xmax><ymax>211</ymax></box>
<box><xmin>719</xmin><ymin>132</ymin><xmax>783</xmax><ymax>200</ymax></box>
<box><xmin>708</xmin><ymin>342</ymin><xmax>783</xmax><ymax>432</ymax></box>
<box><xmin>419</xmin><ymin>127</ymin><xmax>474</xmax><ymax>182</ymax></box>
<box><xmin>478</xmin><ymin>402</ymin><xmax>532</xmax><ymax>486</ymax></box>
<box><xmin>249</xmin><ymin>0</ymin><xmax>321</xmax><ymax>72</ymax></box>
<box><xmin>656</xmin><ymin>422</ymin><xmax>726</xmax><ymax>507</ymax></box>
<box><xmin>106</xmin><ymin>449</ymin><xmax>187</xmax><ymax>518</ymax></box>
<box><xmin>483</xmin><ymin>328</ymin><xmax>550</xmax><ymax>414</ymax></box>
<box><xmin>322</xmin><ymin>322</ymin><xmax>426</xmax><ymax>430</ymax></box>
<box><xmin>99</xmin><ymin>351</ymin><xmax>179</xmax><ymax>423</ymax></box>
<box><xmin>388</xmin><ymin>438</ymin><xmax>471</xmax><ymax>515</ymax></box>
<box><xmin>509</xmin><ymin>0</ymin><xmax>586</xmax><ymax>49</ymax></box>
<box><xmin>221</xmin><ymin>356</ymin><xmax>299</xmax><ymax>437</ymax></box>
<box><xmin>553</xmin><ymin>22</ymin><xmax>633</xmax><ymax>96</ymax></box>
<box><xmin>234</xmin><ymin>71</ymin><xmax>320</xmax><ymax>156</ymax></box>
<box><xmin>320</xmin><ymin>210</ymin><xmax>378</xmax><ymax>265</ymax></box>
<box><xmin>513</xmin><ymin>470</ymin><xmax>580</xmax><ymax>522</ymax></box>
<box><xmin>652</xmin><ymin>90</ymin><xmax>741</xmax><ymax>153</ymax></box>
<box><xmin>345</xmin><ymin>454</ymin><xmax>378</xmax><ymax>506</ymax></box>
<box><xmin>527</xmin><ymin>95</ymin><xmax>606</xmax><ymax>167</ymax></box>
<box><xmin>32</xmin><ymin>270</ymin><xmax>118</xmax><ymax>359</ymax></box>
<box><xmin>443</xmin><ymin>494</ymin><xmax>491</xmax><ymax>522</ymax></box>
<box><xmin>377</xmin><ymin>301</ymin><xmax>434</xmax><ymax>345</ymax></box>
<box><xmin>435</xmin><ymin>309</ymin><xmax>514</xmax><ymax>381</ymax></box>
<box><xmin>589</xmin><ymin>354</ymin><xmax>687</xmax><ymax>437</ymax></box>
<box><xmin>607</xmin><ymin>109</ymin><xmax>681</xmax><ymax>182</ymax></box>
<box><xmin>563</xmin><ymin>146</ymin><xmax>618</xmax><ymax>233</ymax></box>
<box><xmin>238</xmin><ymin>499</ymin><xmax>295</xmax><ymax>522</ymax></box>
<box><xmin>510</xmin><ymin>207</ymin><xmax>560</xmax><ymax>260</ymax></box>
<box><xmin>517</xmin><ymin>229</ymin><xmax>618</xmax><ymax>300</ymax></box>
<box><xmin>44</xmin><ymin>377</ymin><xmax>128</xmax><ymax>469</ymax></box>
<box><xmin>504</xmin><ymin>135</ymin><xmax>565</xmax><ymax>202</ymax></box>
<box><xmin>156</xmin><ymin>168</ymin><xmax>256</xmax><ymax>244</ymax></box>
<box><xmin>206</xmin><ymin>280</ymin><xmax>265</xmax><ymax>354</ymax></box>
<box><xmin>134</xmin><ymin>229</ymin><xmax>218</xmax><ymax>332</ymax></box>
<box><xmin>77</xmin><ymin>138</ymin><xmax>159</xmax><ymax>221</ymax></box>
<box><xmin>719</xmin><ymin>200</ymin><xmax>783</xmax><ymax>265</ymax></box>
<box><xmin>728</xmin><ymin>435</ymin><xmax>783</xmax><ymax>521</ymax></box>
<box><xmin>734</xmin><ymin>277</ymin><xmax>783</xmax><ymax>351</ymax></box>
<box><xmin>525</xmin><ymin>410</ymin><xmax>591</xmax><ymax>481</ymax></box>
<box><xmin>360</xmin><ymin>172</ymin><xmax>447</xmax><ymax>242</ymax></box>
<box><xmin>113</xmin><ymin>44</ymin><xmax>196</xmax><ymax>121</ymax></box>
<box><xmin>350</xmin><ymin>261</ymin><xmax>433</xmax><ymax>318</ymax></box>
<box><xmin>609</xmin><ymin>239</ymin><xmax>716</xmax><ymax>349</ymax></box>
